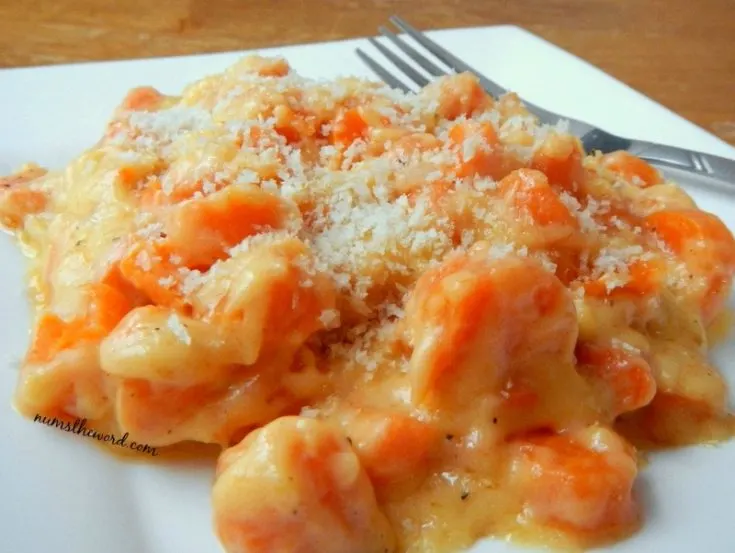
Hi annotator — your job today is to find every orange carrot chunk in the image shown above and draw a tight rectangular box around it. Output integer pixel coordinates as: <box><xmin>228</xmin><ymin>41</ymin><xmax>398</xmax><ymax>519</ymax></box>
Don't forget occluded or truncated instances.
<box><xmin>120</xmin><ymin>86</ymin><xmax>165</xmax><ymax>111</ymax></box>
<box><xmin>511</xmin><ymin>428</ymin><xmax>638</xmax><ymax>534</ymax></box>
<box><xmin>498</xmin><ymin>169</ymin><xmax>577</xmax><ymax>227</ymax></box>
<box><xmin>26</xmin><ymin>314</ymin><xmax>77</xmax><ymax>364</ymax></box>
<box><xmin>449</xmin><ymin>121</ymin><xmax>504</xmax><ymax>179</ymax></box>
<box><xmin>644</xmin><ymin>209</ymin><xmax>735</xmax><ymax>268</ymax></box>
<box><xmin>531</xmin><ymin>134</ymin><xmax>586</xmax><ymax>193</ymax></box>
<box><xmin>644</xmin><ymin>209</ymin><xmax>735</xmax><ymax>322</ymax></box>
<box><xmin>331</xmin><ymin>109</ymin><xmax>369</xmax><ymax>147</ymax></box>
<box><xmin>86</xmin><ymin>282</ymin><xmax>136</xmax><ymax>334</ymax></box>
<box><xmin>584</xmin><ymin>258</ymin><xmax>664</xmax><ymax>299</ymax></box>
<box><xmin>26</xmin><ymin>283</ymin><xmax>134</xmax><ymax>364</ymax></box>
<box><xmin>343</xmin><ymin>410</ymin><xmax>439</xmax><ymax>489</ymax></box>
<box><xmin>576</xmin><ymin>342</ymin><xmax>656</xmax><ymax>417</ymax></box>
<box><xmin>164</xmin><ymin>185</ymin><xmax>297</xmax><ymax>269</ymax></box>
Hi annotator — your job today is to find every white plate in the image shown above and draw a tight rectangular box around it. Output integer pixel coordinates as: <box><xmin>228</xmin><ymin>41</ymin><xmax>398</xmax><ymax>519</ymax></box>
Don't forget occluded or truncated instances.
<box><xmin>1</xmin><ymin>25</ymin><xmax>734</xmax><ymax>553</ymax></box>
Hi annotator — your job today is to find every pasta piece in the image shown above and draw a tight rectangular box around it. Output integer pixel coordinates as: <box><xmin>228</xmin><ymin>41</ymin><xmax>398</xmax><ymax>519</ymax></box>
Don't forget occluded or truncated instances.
<box><xmin>114</xmin><ymin>354</ymin><xmax>299</xmax><ymax>447</ymax></box>
<box><xmin>634</xmin><ymin>182</ymin><xmax>696</xmax><ymax>215</ymax></box>
<box><xmin>495</xmin><ymin>92</ymin><xmax>531</xmax><ymax>124</ymax></box>
<box><xmin>576</xmin><ymin>341</ymin><xmax>657</xmax><ymax>419</ymax></box>
<box><xmin>213</xmin><ymin>417</ymin><xmax>396</xmax><ymax>553</ymax></box>
<box><xmin>509</xmin><ymin>426</ymin><xmax>638</xmax><ymax>536</ymax></box>
<box><xmin>338</xmin><ymin>408</ymin><xmax>439</xmax><ymax>493</ymax></box>
<box><xmin>419</xmin><ymin>73</ymin><xmax>493</xmax><ymax>120</ymax></box>
<box><xmin>16</xmin><ymin>343</ymin><xmax>110</xmax><ymax>420</ymax></box>
<box><xmin>652</xmin><ymin>341</ymin><xmax>728</xmax><ymax>410</ymax></box>
<box><xmin>0</xmin><ymin>164</ymin><xmax>48</xmax><ymax>229</ymax></box>
<box><xmin>100</xmin><ymin>306</ymin><xmax>240</xmax><ymax>385</ymax></box>
<box><xmin>617</xmin><ymin>340</ymin><xmax>730</xmax><ymax>446</ymax></box>
<box><xmin>193</xmin><ymin>235</ymin><xmax>336</xmax><ymax>358</ymax></box>
<box><xmin>162</xmin><ymin>184</ymin><xmax>301</xmax><ymax>269</ymax></box>
<box><xmin>393</xmin><ymin>132</ymin><xmax>442</xmax><ymax>155</ymax></box>
<box><xmin>405</xmin><ymin>252</ymin><xmax>583</xmax><ymax>413</ymax></box>
<box><xmin>600</xmin><ymin>151</ymin><xmax>662</xmax><ymax>188</ymax></box>
<box><xmin>573</xmin><ymin>292</ymin><xmax>647</xmax><ymax>345</ymax></box>
<box><xmin>231</xmin><ymin>55</ymin><xmax>291</xmax><ymax>77</ymax></box>
<box><xmin>116</xmin><ymin>155</ymin><xmax>165</xmax><ymax>191</ymax></box>
<box><xmin>15</xmin><ymin>275</ymin><xmax>136</xmax><ymax>420</ymax></box>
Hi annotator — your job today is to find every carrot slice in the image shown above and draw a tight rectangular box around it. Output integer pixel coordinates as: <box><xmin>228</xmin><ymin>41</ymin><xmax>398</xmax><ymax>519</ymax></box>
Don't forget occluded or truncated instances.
<box><xmin>511</xmin><ymin>429</ymin><xmax>638</xmax><ymax>534</ymax></box>
<box><xmin>584</xmin><ymin>258</ymin><xmax>664</xmax><ymax>299</ymax></box>
<box><xmin>86</xmin><ymin>282</ymin><xmax>135</xmax><ymax>333</ymax></box>
<box><xmin>498</xmin><ymin>169</ymin><xmax>577</xmax><ymax>227</ymax></box>
<box><xmin>576</xmin><ymin>342</ymin><xmax>656</xmax><ymax>417</ymax></box>
<box><xmin>530</xmin><ymin>133</ymin><xmax>586</xmax><ymax>193</ymax></box>
<box><xmin>644</xmin><ymin>209</ymin><xmax>735</xmax><ymax>268</ymax></box>
<box><xmin>601</xmin><ymin>151</ymin><xmax>661</xmax><ymax>188</ymax></box>
<box><xmin>644</xmin><ymin>209</ymin><xmax>735</xmax><ymax>322</ymax></box>
<box><xmin>331</xmin><ymin>109</ymin><xmax>368</xmax><ymax>147</ymax></box>
<box><xmin>26</xmin><ymin>283</ymin><xmax>134</xmax><ymax>364</ymax></box>
<box><xmin>449</xmin><ymin>121</ymin><xmax>504</xmax><ymax>179</ymax></box>
<box><xmin>164</xmin><ymin>186</ymin><xmax>296</xmax><ymax>268</ymax></box>
<box><xmin>343</xmin><ymin>410</ymin><xmax>438</xmax><ymax>489</ymax></box>
<box><xmin>26</xmin><ymin>314</ymin><xmax>78</xmax><ymax>364</ymax></box>
<box><xmin>120</xmin><ymin>86</ymin><xmax>165</xmax><ymax>111</ymax></box>
<box><xmin>406</xmin><ymin>253</ymin><xmax>501</xmax><ymax>403</ymax></box>
<box><xmin>406</xmin><ymin>252</ymin><xmax>577</xmax><ymax>407</ymax></box>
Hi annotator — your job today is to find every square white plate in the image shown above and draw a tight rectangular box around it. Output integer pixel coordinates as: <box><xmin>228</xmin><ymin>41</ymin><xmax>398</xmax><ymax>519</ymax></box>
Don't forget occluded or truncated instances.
<box><xmin>1</xmin><ymin>25</ymin><xmax>734</xmax><ymax>553</ymax></box>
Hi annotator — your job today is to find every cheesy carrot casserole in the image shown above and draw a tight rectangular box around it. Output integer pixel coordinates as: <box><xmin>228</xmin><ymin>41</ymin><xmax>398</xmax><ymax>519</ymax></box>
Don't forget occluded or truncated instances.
<box><xmin>2</xmin><ymin>56</ymin><xmax>734</xmax><ymax>552</ymax></box>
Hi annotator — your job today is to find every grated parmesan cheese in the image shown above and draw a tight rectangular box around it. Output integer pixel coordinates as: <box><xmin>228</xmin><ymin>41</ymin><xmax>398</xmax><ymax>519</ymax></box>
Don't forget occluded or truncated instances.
<box><xmin>135</xmin><ymin>249</ymin><xmax>152</xmax><ymax>271</ymax></box>
<box><xmin>167</xmin><ymin>313</ymin><xmax>192</xmax><ymax>345</ymax></box>
<box><xmin>610</xmin><ymin>337</ymin><xmax>642</xmax><ymax>355</ymax></box>
<box><xmin>318</xmin><ymin>309</ymin><xmax>340</xmax><ymax>330</ymax></box>
<box><xmin>158</xmin><ymin>275</ymin><xmax>176</xmax><ymax>288</ymax></box>
<box><xmin>592</xmin><ymin>245</ymin><xmax>653</xmax><ymax>291</ymax></box>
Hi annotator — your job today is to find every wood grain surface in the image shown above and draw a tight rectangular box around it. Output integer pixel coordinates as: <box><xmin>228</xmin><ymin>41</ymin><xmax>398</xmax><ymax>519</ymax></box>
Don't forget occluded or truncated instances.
<box><xmin>1</xmin><ymin>0</ymin><xmax>734</xmax><ymax>145</ymax></box>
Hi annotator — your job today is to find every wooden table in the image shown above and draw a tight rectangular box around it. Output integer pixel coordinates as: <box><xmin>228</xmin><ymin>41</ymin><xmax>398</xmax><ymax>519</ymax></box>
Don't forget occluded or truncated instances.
<box><xmin>1</xmin><ymin>0</ymin><xmax>734</xmax><ymax>145</ymax></box>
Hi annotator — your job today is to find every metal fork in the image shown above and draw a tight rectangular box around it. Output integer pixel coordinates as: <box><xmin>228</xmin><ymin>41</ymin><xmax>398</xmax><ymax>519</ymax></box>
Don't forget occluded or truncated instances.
<box><xmin>357</xmin><ymin>16</ymin><xmax>735</xmax><ymax>187</ymax></box>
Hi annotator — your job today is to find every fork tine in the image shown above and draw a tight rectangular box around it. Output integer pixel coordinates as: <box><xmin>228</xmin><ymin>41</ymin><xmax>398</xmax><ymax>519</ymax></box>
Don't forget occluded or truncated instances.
<box><xmin>377</xmin><ymin>26</ymin><xmax>447</xmax><ymax>78</ymax></box>
<box><xmin>389</xmin><ymin>15</ymin><xmax>508</xmax><ymax>98</ymax></box>
<box><xmin>388</xmin><ymin>16</ymin><xmax>476</xmax><ymax>75</ymax></box>
<box><xmin>356</xmin><ymin>48</ymin><xmax>413</xmax><ymax>93</ymax></box>
<box><xmin>367</xmin><ymin>37</ymin><xmax>430</xmax><ymax>88</ymax></box>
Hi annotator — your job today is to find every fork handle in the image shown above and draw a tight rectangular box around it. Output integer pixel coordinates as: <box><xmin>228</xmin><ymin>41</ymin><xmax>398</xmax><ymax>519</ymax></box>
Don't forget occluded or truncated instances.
<box><xmin>627</xmin><ymin>140</ymin><xmax>735</xmax><ymax>185</ymax></box>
